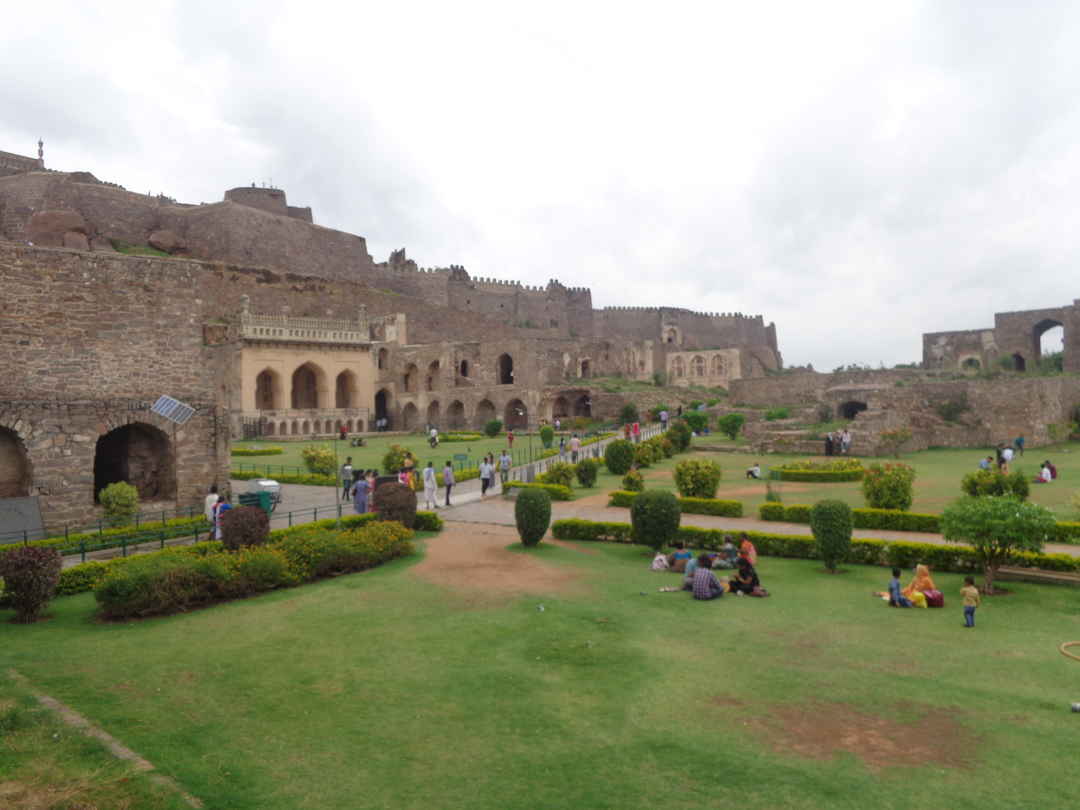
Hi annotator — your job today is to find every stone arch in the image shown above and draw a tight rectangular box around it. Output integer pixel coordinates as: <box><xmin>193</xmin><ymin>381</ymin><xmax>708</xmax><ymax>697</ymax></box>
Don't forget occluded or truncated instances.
<box><xmin>291</xmin><ymin>362</ymin><xmax>327</xmax><ymax>409</ymax></box>
<box><xmin>375</xmin><ymin>389</ymin><xmax>391</xmax><ymax>426</ymax></box>
<box><xmin>427</xmin><ymin>400</ymin><xmax>441</xmax><ymax>427</ymax></box>
<box><xmin>505</xmin><ymin>398</ymin><xmax>528</xmax><ymax>429</ymax></box>
<box><xmin>290</xmin><ymin>421</ymin><xmax>299</xmax><ymax>435</ymax></box>
<box><xmin>325</xmin><ymin>419</ymin><xmax>334</xmax><ymax>433</ymax></box>
<box><xmin>335</xmin><ymin>370</ymin><xmax>358</xmax><ymax>408</ymax></box>
<box><xmin>459</xmin><ymin>359</ymin><xmax>470</xmax><ymax>378</ymax></box>
<box><xmin>447</xmin><ymin>400</ymin><xmax>466</xmax><ymax>429</ymax></box>
<box><xmin>574</xmin><ymin>395</ymin><xmax>592</xmax><ymax>417</ymax></box>
<box><xmin>426</xmin><ymin>360</ymin><xmax>441</xmax><ymax>391</ymax></box>
<box><xmin>552</xmin><ymin>395</ymin><xmax>570</xmax><ymax>418</ymax></box>
<box><xmin>580</xmin><ymin>359</ymin><xmax>591</xmax><ymax>378</ymax></box>
<box><xmin>355</xmin><ymin>419</ymin><xmax>365</xmax><ymax>432</ymax></box>
<box><xmin>302</xmin><ymin>420</ymin><xmax>311</xmax><ymax>434</ymax></box>
<box><xmin>838</xmin><ymin>401</ymin><xmax>868</xmax><ymax>420</ymax></box>
<box><xmin>93</xmin><ymin>422</ymin><xmax>174</xmax><ymax>502</ymax></box>
<box><xmin>377</xmin><ymin>347</ymin><xmax>389</xmax><ymax>370</ymax></box>
<box><xmin>672</xmin><ymin>356</ymin><xmax>686</xmax><ymax>378</ymax></box>
<box><xmin>1035</xmin><ymin>318</ymin><xmax>1064</xmax><ymax>366</ymax></box>
<box><xmin>265</xmin><ymin>421</ymin><xmax>276</xmax><ymax>436</ymax></box>
<box><xmin>960</xmin><ymin>356</ymin><xmax>981</xmax><ymax>370</ymax></box>
<box><xmin>691</xmin><ymin>355</ymin><xmax>706</xmax><ymax>377</ymax></box>
<box><xmin>255</xmin><ymin>368</ymin><xmax>282</xmax><ymax>410</ymax></box>
<box><xmin>403</xmin><ymin>363</ymin><xmax>419</xmax><ymax>393</ymax></box>
<box><xmin>401</xmin><ymin>402</ymin><xmax>420</xmax><ymax>431</ymax></box>
<box><xmin>710</xmin><ymin>355</ymin><xmax>726</xmax><ymax>376</ymax></box>
<box><xmin>497</xmin><ymin>353</ymin><xmax>514</xmax><ymax>385</ymax></box>
<box><xmin>664</xmin><ymin>327</ymin><xmax>679</xmax><ymax>344</ymax></box>
<box><xmin>474</xmin><ymin>399</ymin><xmax>496</xmax><ymax>429</ymax></box>
<box><xmin>0</xmin><ymin>426</ymin><xmax>32</xmax><ymax>498</ymax></box>
<box><xmin>1011</xmin><ymin>353</ymin><xmax>1027</xmax><ymax>372</ymax></box>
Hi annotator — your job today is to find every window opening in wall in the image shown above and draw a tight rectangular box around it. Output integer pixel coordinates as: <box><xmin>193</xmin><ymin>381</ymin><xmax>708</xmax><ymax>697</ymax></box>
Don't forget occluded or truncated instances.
<box><xmin>0</xmin><ymin>427</ymin><xmax>31</xmax><ymax>498</ymax></box>
<box><xmin>497</xmin><ymin>353</ymin><xmax>514</xmax><ymax>385</ymax></box>
<box><xmin>459</xmin><ymin>360</ymin><xmax>470</xmax><ymax>378</ymax></box>
<box><xmin>838</xmin><ymin>401</ymin><xmax>868</xmax><ymax>420</ymax></box>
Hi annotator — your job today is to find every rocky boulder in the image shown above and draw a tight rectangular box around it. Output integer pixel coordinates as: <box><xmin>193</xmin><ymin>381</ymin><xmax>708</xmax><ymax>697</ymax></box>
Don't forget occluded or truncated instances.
<box><xmin>26</xmin><ymin>210</ymin><xmax>88</xmax><ymax>247</ymax></box>
<box><xmin>62</xmin><ymin>232</ymin><xmax>90</xmax><ymax>250</ymax></box>
<box><xmin>148</xmin><ymin>229</ymin><xmax>185</xmax><ymax>254</ymax></box>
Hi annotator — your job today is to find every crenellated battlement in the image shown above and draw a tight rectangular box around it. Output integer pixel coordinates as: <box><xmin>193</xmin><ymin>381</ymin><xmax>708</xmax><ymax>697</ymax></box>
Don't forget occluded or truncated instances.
<box><xmin>601</xmin><ymin>306</ymin><xmax>761</xmax><ymax>320</ymax></box>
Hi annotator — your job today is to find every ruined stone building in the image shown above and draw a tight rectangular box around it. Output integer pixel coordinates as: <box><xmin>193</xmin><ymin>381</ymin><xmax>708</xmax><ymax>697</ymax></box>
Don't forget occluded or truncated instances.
<box><xmin>0</xmin><ymin>144</ymin><xmax>782</xmax><ymax>529</ymax></box>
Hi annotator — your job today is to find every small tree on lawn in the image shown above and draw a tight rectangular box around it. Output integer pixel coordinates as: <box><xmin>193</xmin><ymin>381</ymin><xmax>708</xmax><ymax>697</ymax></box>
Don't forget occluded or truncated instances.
<box><xmin>877</xmin><ymin>427</ymin><xmax>912</xmax><ymax>459</ymax></box>
<box><xmin>941</xmin><ymin>496</ymin><xmax>1056</xmax><ymax>594</ymax></box>
<box><xmin>515</xmin><ymin>488</ymin><xmax>552</xmax><ymax>547</ymax></box>
<box><xmin>810</xmin><ymin>499</ymin><xmax>852</xmax><ymax>573</ymax></box>
<box><xmin>539</xmin><ymin>424</ymin><xmax>555</xmax><ymax>448</ymax></box>
<box><xmin>862</xmin><ymin>463</ymin><xmax>915</xmax><ymax>511</ymax></box>
<box><xmin>716</xmin><ymin>413</ymin><xmax>745</xmax><ymax>441</ymax></box>
<box><xmin>618</xmin><ymin>403</ymin><xmax>639</xmax><ymax>425</ymax></box>
<box><xmin>98</xmin><ymin>481</ymin><xmax>139</xmax><ymax>526</ymax></box>
<box><xmin>630</xmin><ymin>490</ymin><xmax>681</xmax><ymax>552</ymax></box>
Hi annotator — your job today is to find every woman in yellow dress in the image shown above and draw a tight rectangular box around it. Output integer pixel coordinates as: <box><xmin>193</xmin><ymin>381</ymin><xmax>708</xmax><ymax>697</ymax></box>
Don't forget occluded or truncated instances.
<box><xmin>902</xmin><ymin>564</ymin><xmax>936</xmax><ymax>608</ymax></box>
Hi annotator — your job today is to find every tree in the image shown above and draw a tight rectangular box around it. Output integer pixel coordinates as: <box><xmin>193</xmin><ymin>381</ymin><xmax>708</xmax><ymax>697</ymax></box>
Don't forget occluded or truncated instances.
<box><xmin>539</xmin><ymin>424</ymin><xmax>555</xmax><ymax>448</ymax></box>
<box><xmin>810</xmin><ymin>500</ymin><xmax>852</xmax><ymax>573</ymax></box>
<box><xmin>716</xmin><ymin>413</ymin><xmax>745</xmax><ymax>441</ymax></box>
<box><xmin>630</xmin><ymin>490</ymin><xmax>681</xmax><ymax>551</ymax></box>
<box><xmin>941</xmin><ymin>496</ymin><xmax>1056</xmax><ymax>593</ymax></box>
<box><xmin>673</xmin><ymin>459</ymin><xmax>722</xmax><ymax>499</ymax></box>
<box><xmin>862</xmin><ymin>463</ymin><xmax>915</xmax><ymax>511</ymax></box>
<box><xmin>617</xmin><ymin>403</ymin><xmax>639</xmax><ymax>425</ymax></box>
<box><xmin>877</xmin><ymin>427</ymin><xmax>912</xmax><ymax>459</ymax></box>
<box><xmin>98</xmin><ymin>481</ymin><xmax>139</xmax><ymax>525</ymax></box>
<box><xmin>515</xmin><ymin>488</ymin><xmax>552</xmax><ymax>547</ymax></box>
<box><xmin>484</xmin><ymin>419</ymin><xmax>503</xmax><ymax>438</ymax></box>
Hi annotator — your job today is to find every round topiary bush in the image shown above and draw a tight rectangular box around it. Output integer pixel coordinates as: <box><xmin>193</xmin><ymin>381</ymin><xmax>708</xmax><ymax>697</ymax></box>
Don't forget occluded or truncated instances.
<box><xmin>633</xmin><ymin>443</ymin><xmax>654</xmax><ymax>468</ymax></box>
<box><xmin>810</xmin><ymin>499</ymin><xmax>853</xmax><ymax>573</ymax></box>
<box><xmin>683</xmin><ymin>411</ymin><xmax>709</xmax><ymax>434</ymax></box>
<box><xmin>862</xmin><ymin>463</ymin><xmax>915</xmax><ymax>511</ymax></box>
<box><xmin>220</xmin><ymin>505</ymin><xmax>271</xmax><ymax>551</ymax></box>
<box><xmin>375</xmin><ymin>481</ymin><xmax>418</xmax><ymax>529</ymax></box>
<box><xmin>604</xmin><ymin>439</ymin><xmax>635</xmax><ymax>475</ymax></box>
<box><xmin>515</xmin><ymin>488</ymin><xmax>552</xmax><ymax>547</ymax></box>
<box><xmin>667</xmin><ymin>420</ymin><xmax>692</xmax><ymax>452</ymax></box>
<box><xmin>673</xmin><ymin>459</ymin><xmax>722</xmax><ymax>499</ymax></box>
<box><xmin>630</xmin><ymin>490</ymin><xmax>681</xmax><ymax>551</ymax></box>
<box><xmin>484</xmin><ymin>419</ymin><xmax>504</xmax><ymax>438</ymax></box>
<box><xmin>301</xmin><ymin>445</ymin><xmax>336</xmax><ymax>475</ymax></box>
<box><xmin>575</xmin><ymin>458</ymin><xmax>599</xmax><ymax>488</ymax></box>
<box><xmin>539</xmin><ymin>424</ymin><xmax>555</xmax><ymax>449</ymax></box>
<box><xmin>618</xmin><ymin>402</ymin><xmax>639</xmax><ymax>425</ymax></box>
<box><xmin>622</xmin><ymin>469</ymin><xmax>645</xmax><ymax>492</ymax></box>
<box><xmin>382</xmin><ymin>444</ymin><xmax>408</xmax><ymax>475</ymax></box>
<box><xmin>0</xmin><ymin>546</ymin><xmax>62</xmax><ymax>623</ymax></box>
<box><xmin>540</xmin><ymin>462</ymin><xmax>575</xmax><ymax>488</ymax></box>
<box><xmin>98</xmin><ymin>481</ymin><xmax>139</xmax><ymax>526</ymax></box>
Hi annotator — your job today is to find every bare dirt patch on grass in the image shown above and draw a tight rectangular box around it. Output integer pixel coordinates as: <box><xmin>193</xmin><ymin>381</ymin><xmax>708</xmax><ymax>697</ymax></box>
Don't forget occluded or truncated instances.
<box><xmin>744</xmin><ymin>700</ymin><xmax>976</xmax><ymax>772</ymax></box>
<box><xmin>413</xmin><ymin>522</ymin><xmax>585</xmax><ymax>599</ymax></box>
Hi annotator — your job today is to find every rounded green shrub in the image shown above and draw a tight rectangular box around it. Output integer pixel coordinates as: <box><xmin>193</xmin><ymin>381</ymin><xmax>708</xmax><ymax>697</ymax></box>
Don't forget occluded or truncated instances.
<box><xmin>382</xmin><ymin>444</ymin><xmax>408</xmax><ymax>474</ymax></box>
<box><xmin>810</xmin><ymin>499</ymin><xmax>853</xmax><ymax>573</ymax></box>
<box><xmin>659</xmin><ymin>438</ymin><xmax>674</xmax><ymax>458</ymax></box>
<box><xmin>575</xmin><ymin>458</ymin><xmax>599</xmax><ymax>488</ymax></box>
<box><xmin>220</xmin><ymin>505</ymin><xmax>271</xmax><ymax>551</ymax></box>
<box><xmin>673</xmin><ymin>459</ymin><xmax>722</xmax><ymax>499</ymax></box>
<box><xmin>539</xmin><ymin>424</ymin><xmax>555</xmax><ymax>448</ymax></box>
<box><xmin>98</xmin><ymin>481</ymin><xmax>139</xmax><ymax>525</ymax></box>
<box><xmin>484</xmin><ymin>419</ymin><xmax>503</xmax><ymax>438</ymax></box>
<box><xmin>374</xmin><ymin>482</ymin><xmax>418</xmax><ymax>529</ymax></box>
<box><xmin>667</xmin><ymin>420</ymin><xmax>692</xmax><ymax>452</ymax></box>
<box><xmin>301</xmin><ymin>445</ymin><xmax>336</xmax><ymax>475</ymax></box>
<box><xmin>604</xmin><ymin>439</ymin><xmax>635</xmax><ymax>475</ymax></box>
<box><xmin>961</xmin><ymin>469</ymin><xmax>1030</xmax><ymax>500</ymax></box>
<box><xmin>764</xmin><ymin>407</ymin><xmax>791</xmax><ymax>421</ymax></box>
<box><xmin>683</xmin><ymin>411</ymin><xmax>708</xmax><ymax>433</ymax></box>
<box><xmin>618</xmin><ymin>403</ymin><xmax>639</xmax><ymax>425</ymax></box>
<box><xmin>716</xmin><ymin>413</ymin><xmax>745</xmax><ymax>440</ymax></box>
<box><xmin>515</xmin><ymin>488</ymin><xmax>552</xmax><ymax>547</ymax></box>
<box><xmin>540</xmin><ymin>462</ymin><xmax>575</xmax><ymax>488</ymax></box>
<box><xmin>630</xmin><ymin>490</ymin><xmax>681</xmax><ymax>551</ymax></box>
<box><xmin>622</xmin><ymin>469</ymin><xmax>645</xmax><ymax>492</ymax></box>
<box><xmin>0</xmin><ymin>546</ymin><xmax>62</xmax><ymax>623</ymax></box>
<box><xmin>862</xmin><ymin>463</ymin><xmax>915</xmax><ymax>511</ymax></box>
<box><xmin>633</xmin><ymin>444</ymin><xmax>654</xmax><ymax>468</ymax></box>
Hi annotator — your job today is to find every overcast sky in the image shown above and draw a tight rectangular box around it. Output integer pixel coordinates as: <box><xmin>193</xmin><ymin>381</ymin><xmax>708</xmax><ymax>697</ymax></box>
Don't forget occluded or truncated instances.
<box><xmin>3</xmin><ymin>1</ymin><xmax>1076</xmax><ymax>368</ymax></box>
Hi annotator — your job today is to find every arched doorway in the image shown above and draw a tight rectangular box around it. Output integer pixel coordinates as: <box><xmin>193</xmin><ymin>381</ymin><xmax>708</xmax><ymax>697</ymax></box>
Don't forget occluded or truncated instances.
<box><xmin>691</xmin><ymin>356</ymin><xmax>706</xmax><ymax>377</ymax></box>
<box><xmin>459</xmin><ymin>359</ymin><xmax>470</xmax><ymax>379</ymax></box>
<box><xmin>580</xmin><ymin>359</ymin><xmax>591</xmax><ymax>378</ymax></box>
<box><xmin>505</xmin><ymin>398</ymin><xmax>527</xmax><ymax>429</ymax></box>
<box><xmin>0</xmin><ymin>427</ymin><xmax>32</xmax><ymax>498</ymax></box>
<box><xmin>672</xmin><ymin>356</ymin><xmax>685</xmax><ymax>378</ymax></box>
<box><xmin>403</xmin><ymin>363</ymin><xmax>419</xmax><ymax>393</ymax></box>
<box><xmin>961</xmin><ymin>357</ymin><xmax>981</xmax><ymax>371</ymax></box>
<box><xmin>710</xmin><ymin>355</ymin><xmax>726</xmax><ymax>376</ymax></box>
<box><xmin>93</xmin><ymin>423</ymin><xmax>174</xmax><ymax>502</ymax></box>
<box><xmin>291</xmin><ymin>363</ymin><xmax>325</xmax><ymax>409</ymax></box>
<box><xmin>302</xmin><ymin>420</ymin><xmax>311</xmax><ymax>434</ymax></box>
<box><xmin>574</xmin><ymin>395</ymin><xmax>592</xmax><ymax>417</ymax></box>
<box><xmin>335</xmin><ymin>371</ymin><xmax>358</xmax><ymax>408</ymax></box>
<box><xmin>255</xmin><ymin>369</ymin><xmax>281</xmax><ymax>410</ymax></box>
<box><xmin>447</xmin><ymin>401</ymin><xmax>465</xmax><ymax>429</ymax></box>
<box><xmin>838</xmin><ymin>401</ymin><xmax>868</xmax><ymax>420</ymax></box>
<box><xmin>265</xmin><ymin>422</ymin><xmax>276</xmax><ymax>436</ymax></box>
<box><xmin>1011</xmin><ymin>353</ymin><xmax>1026</xmax><ymax>372</ymax></box>
<box><xmin>427</xmin><ymin>400</ymin><xmax>441</xmax><ymax>427</ymax></box>
<box><xmin>552</xmin><ymin>396</ymin><xmax>570</xmax><ymax>419</ymax></box>
<box><xmin>475</xmin><ymin>399</ymin><xmax>496</xmax><ymax>429</ymax></box>
<box><xmin>377</xmin><ymin>348</ymin><xmax>388</xmax><ymax>370</ymax></box>
<box><xmin>374</xmin><ymin>389</ymin><xmax>391</xmax><ymax>428</ymax></box>
<box><xmin>497</xmin><ymin>354</ymin><xmax>514</xmax><ymax>385</ymax></box>
<box><xmin>401</xmin><ymin>403</ymin><xmax>419</xmax><ymax>431</ymax></box>
<box><xmin>1035</xmin><ymin>319</ymin><xmax>1064</xmax><ymax>370</ymax></box>
<box><xmin>426</xmin><ymin>361</ymin><xmax>441</xmax><ymax>391</ymax></box>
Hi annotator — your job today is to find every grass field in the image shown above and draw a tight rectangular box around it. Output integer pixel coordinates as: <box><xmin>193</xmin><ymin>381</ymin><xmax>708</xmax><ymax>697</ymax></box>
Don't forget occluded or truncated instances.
<box><xmin>5</xmin><ymin>534</ymin><xmax>1080</xmax><ymax>809</ymax></box>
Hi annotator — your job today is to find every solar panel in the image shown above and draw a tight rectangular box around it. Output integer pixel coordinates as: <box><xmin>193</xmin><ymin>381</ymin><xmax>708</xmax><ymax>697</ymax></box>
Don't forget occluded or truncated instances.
<box><xmin>151</xmin><ymin>395</ymin><xmax>196</xmax><ymax>425</ymax></box>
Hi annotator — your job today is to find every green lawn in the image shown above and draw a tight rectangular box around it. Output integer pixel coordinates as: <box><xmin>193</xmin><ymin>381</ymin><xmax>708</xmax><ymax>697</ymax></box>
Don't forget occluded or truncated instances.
<box><xmin>5</xmin><ymin>536</ymin><xmax>1080</xmax><ymax>809</ymax></box>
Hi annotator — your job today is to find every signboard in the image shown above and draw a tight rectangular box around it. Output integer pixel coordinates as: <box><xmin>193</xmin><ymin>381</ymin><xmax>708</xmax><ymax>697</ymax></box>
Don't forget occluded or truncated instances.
<box><xmin>453</xmin><ymin>454</ymin><xmax>468</xmax><ymax>462</ymax></box>
<box><xmin>0</xmin><ymin>496</ymin><xmax>45</xmax><ymax>543</ymax></box>
<box><xmin>150</xmin><ymin>395</ymin><xmax>196</xmax><ymax>426</ymax></box>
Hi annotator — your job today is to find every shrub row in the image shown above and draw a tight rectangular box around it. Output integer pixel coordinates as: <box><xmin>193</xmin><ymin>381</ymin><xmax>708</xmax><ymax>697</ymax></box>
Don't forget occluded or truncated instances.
<box><xmin>506</xmin><ymin>482</ymin><xmax>574</xmax><ymax>501</ymax></box>
<box><xmin>758</xmin><ymin>503</ymin><xmax>1080</xmax><ymax>544</ymax></box>
<box><xmin>773</xmin><ymin>469</ymin><xmax>864</xmax><ymax>482</ymax></box>
<box><xmin>0</xmin><ymin>516</ymin><xmax>208</xmax><ymax>557</ymax></box>
<box><xmin>439</xmin><ymin>432</ymin><xmax>485</xmax><ymax>442</ymax></box>
<box><xmin>94</xmin><ymin>520</ymin><xmax>417</xmax><ymax>619</ymax></box>
<box><xmin>550</xmin><ymin>518</ymin><xmax>1080</xmax><ymax>575</ymax></box>
<box><xmin>46</xmin><ymin>511</ymin><xmax>443</xmax><ymax>598</ymax></box>
<box><xmin>607</xmin><ymin>490</ymin><xmax>743</xmax><ymax>517</ymax></box>
<box><xmin>232</xmin><ymin>469</ymin><xmax>337</xmax><ymax>486</ymax></box>
<box><xmin>230</xmin><ymin>447</ymin><xmax>284</xmax><ymax>456</ymax></box>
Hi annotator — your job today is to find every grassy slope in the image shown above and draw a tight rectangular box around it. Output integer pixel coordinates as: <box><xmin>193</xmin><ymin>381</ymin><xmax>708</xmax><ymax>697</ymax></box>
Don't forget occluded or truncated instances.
<box><xmin>4</xmin><ymin>539</ymin><xmax>1080</xmax><ymax>809</ymax></box>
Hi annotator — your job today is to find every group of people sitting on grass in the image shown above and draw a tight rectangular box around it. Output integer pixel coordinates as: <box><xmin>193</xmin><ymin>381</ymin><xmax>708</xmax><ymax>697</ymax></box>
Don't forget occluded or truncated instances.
<box><xmin>880</xmin><ymin>564</ymin><xmax>943</xmax><ymax>608</ymax></box>
<box><xmin>978</xmin><ymin>453</ymin><xmax>1058</xmax><ymax>483</ymax></box>
<box><xmin>654</xmin><ymin>534</ymin><xmax>768</xmax><ymax>599</ymax></box>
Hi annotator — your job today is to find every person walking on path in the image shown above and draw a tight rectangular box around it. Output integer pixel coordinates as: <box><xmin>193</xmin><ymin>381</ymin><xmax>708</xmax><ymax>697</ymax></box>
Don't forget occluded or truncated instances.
<box><xmin>366</xmin><ymin>470</ymin><xmax>377</xmax><ymax>512</ymax></box>
<box><xmin>423</xmin><ymin>462</ymin><xmax>438</xmax><ymax>510</ymax></box>
<box><xmin>660</xmin><ymin>409</ymin><xmax>669</xmax><ymax>431</ymax></box>
<box><xmin>507</xmin><ymin>429</ymin><xmax>515</xmax><ymax>449</ymax></box>
<box><xmin>824</xmin><ymin>433</ymin><xmax>834</xmax><ymax>456</ymax></box>
<box><xmin>443</xmin><ymin>460</ymin><xmax>455</xmax><ymax>506</ymax></box>
<box><xmin>341</xmin><ymin>457</ymin><xmax>354</xmax><ymax>501</ymax></box>
<box><xmin>204</xmin><ymin>484</ymin><xmax>219</xmax><ymax>523</ymax></box>
<box><xmin>352</xmin><ymin>472</ymin><xmax>369</xmax><ymax>514</ymax></box>
<box><xmin>212</xmin><ymin>494</ymin><xmax>232</xmax><ymax>540</ymax></box>
<box><xmin>570</xmin><ymin>434</ymin><xmax>581</xmax><ymax>463</ymax></box>
<box><xmin>1014</xmin><ymin>435</ymin><xmax>1025</xmax><ymax>457</ymax></box>
<box><xmin>961</xmin><ymin>576</ymin><xmax>981</xmax><ymax>627</ymax></box>
<box><xmin>499</xmin><ymin>450</ymin><xmax>511</xmax><ymax>486</ymax></box>
<box><xmin>559</xmin><ymin>436</ymin><xmax>566</xmax><ymax>459</ymax></box>
<box><xmin>479</xmin><ymin>456</ymin><xmax>493</xmax><ymax>497</ymax></box>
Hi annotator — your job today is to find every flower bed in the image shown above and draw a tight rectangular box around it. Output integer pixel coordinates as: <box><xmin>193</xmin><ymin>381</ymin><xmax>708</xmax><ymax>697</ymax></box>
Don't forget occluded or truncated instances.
<box><xmin>231</xmin><ymin>447</ymin><xmax>285</xmax><ymax>456</ymax></box>
<box><xmin>772</xmin><ymin>459</ymin><xmax>864</xmax><ymax>482</ymax></box>
<box><xmin>607</xmin><ymin>490</ymin><xmax>742</xmax><ymax>517</ymax></box>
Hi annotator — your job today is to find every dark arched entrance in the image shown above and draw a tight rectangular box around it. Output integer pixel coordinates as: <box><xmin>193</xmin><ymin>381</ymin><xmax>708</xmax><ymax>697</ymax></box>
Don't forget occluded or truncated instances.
<box><xmin>505</xmin><ymin>399</ymin><xmax>528</xmax><ymax>429</ymax></box>
<box><xmin>401</xmin><ymin>403</ymin><xmax>419</xmax><ymax>431</ymax></box>
<box><xmin>291</xmin><ymin>364</ymin><xmax>321</xmax><ymax>409</ymax></box>
<box><xmin>335</xmin><ymin>371</ymin><xmax>357</xmax><ymax>408</ymax></box>
<box><xmin>447</xmin><ymin>401</ymin><xmax>466</xmax><ymax>429</ymax></box>
<box><xmin>574</xmin><ymin>395</ymin><xmax>592</xmax><ymax>417</ymax></box>
<box><xmin>1012</xmin><ymin>353</ymin><xmax>1026</xmax><ymax>372</ymax></box>
<box><xmin>0</xmin><ymin>427</ymin><xmax>31</xmax><ymax>498</ymax></box>
<box><xmin>552</xmin><ymin>396</ymin><xmax>570</xmax><ymax>418</ymax></box>
<box><xmin>838</xmin><ymin>401</ymin><xmax>868</xmax><ymax>420</ymax></box>
<box><xmin>93</xmin><ymin>423</ymin><xmax>175</xmax><ymax>501</ymax></box>
<box><xmin>497</xmin><ymin>354</ymin><xmax>514</xmax><ymax>385</ymax></box>
<box><xmin>255</xmin><ymin>369</ymin><xmax>281</xmax><ymax>410</ymax></box>
<box><xmin>474</xmin><ymin>399</ymin><xmax>496</xmax><ymax>429</ymax></box>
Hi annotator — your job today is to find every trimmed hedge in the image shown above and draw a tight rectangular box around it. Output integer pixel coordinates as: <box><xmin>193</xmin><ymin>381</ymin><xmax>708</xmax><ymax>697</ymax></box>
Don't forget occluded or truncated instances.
<box><xmin>608</xmin><ymin>490</ymin><xmax>742</xmax><ymax>518</ymax></box>
<box><xmin>506</xmin><ymin>482</ymin><xmax>574</xmax><ymax>501</ymax></box>
<box><xmin>551</xmin><ymin>518</ymin><xmax>1080</xmax><ymax>575</ymax></box>
<box><xmin>773</xmin><ymin>469</ymin><xmax>864</xmax><ymax>482</ymax></box>
<box><xmin>759</xmin><ymin>502</ymin><xmax>1080</xmax><ymax>543</ymax></box>
<box><xmin>0</xmin><ymin>516</ymin><xmax>209</xmax><ymax>558</ymax></box>
<box><xmin>232</xmin><ymin>470</ymin><xmax>336</xmax><ymax>486</ymax></box>
<box><xmin>231</xmin><ymin>447</ymin><xmax>284</xmax><ymax>456</ymax></box>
